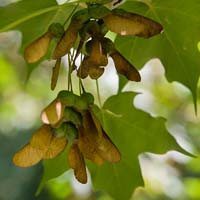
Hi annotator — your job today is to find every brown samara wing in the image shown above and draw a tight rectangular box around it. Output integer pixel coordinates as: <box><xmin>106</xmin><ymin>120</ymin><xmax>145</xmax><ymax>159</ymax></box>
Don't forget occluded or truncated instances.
<box><xmin>110</xmin><ymin>51</ymin><xmax>141</xmax><ymax>81</ymax></box>
<box><xmin>52</xmin><ymin>20</ymin><xmax>80</xmax><ymax>59</ymax></box>
<box><xmin>68</xmin><ymin>143</ymin><xmax>87</xmax><ymax>184</ymax></box>
<box><xmin>13</xmin><ymin>143</ymin><xmax>43</xmax><ymax>167</ymax></box>
<box><xmin>43</xmin><ymin>136</ymin><xmax>67</xmax><ymax>159</ymax></box>
<box><xmin>103</xmin><ymin>8</ymin><xmax>163</xmax><ymax>38</ymax></box>
<box><xmin>51</xmin><ymin>58</ymin><xmax>61</xmax><ymax>91</ymax></box>
<box><xmin>24</xmin><ymin>31</ymin><xmax>52</xmax><ymax>63</ymax></box>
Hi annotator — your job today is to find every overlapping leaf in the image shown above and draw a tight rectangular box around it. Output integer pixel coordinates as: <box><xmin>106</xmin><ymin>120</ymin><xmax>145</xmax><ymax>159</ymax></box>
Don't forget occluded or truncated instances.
<box><xmin>88</xmin><ymin>92</ymin><xmax>191</xmax><ymax>200</ymax></box>
<box><xmin>115</xmin><ymin>0</ymin><xmax>200</xmax><ymax>103</ymax></box>
<box><xmin>0</xmin><ymin>0</ymin><xmax>76</xmax><ymax>72</ymax></box>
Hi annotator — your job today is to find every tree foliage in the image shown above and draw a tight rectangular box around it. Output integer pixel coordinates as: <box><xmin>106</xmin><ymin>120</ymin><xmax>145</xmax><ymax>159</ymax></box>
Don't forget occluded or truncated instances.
<box><xmin>0</xmin><ymin>0</ymin><xmax>199</xmax><ymax>199</ymax></box>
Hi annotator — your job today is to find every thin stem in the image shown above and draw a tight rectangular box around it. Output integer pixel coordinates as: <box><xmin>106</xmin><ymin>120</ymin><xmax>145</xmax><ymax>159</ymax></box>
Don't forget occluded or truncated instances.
<box><xmin>96</xmin><ymin>79</ymin><xmax>102</xmax><ymax>107</ymax></box>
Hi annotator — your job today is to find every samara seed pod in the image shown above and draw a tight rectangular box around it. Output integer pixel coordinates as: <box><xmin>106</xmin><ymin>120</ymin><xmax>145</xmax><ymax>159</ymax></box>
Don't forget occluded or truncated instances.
<box><xmin>43</xmin><ymin>135</ymin><xmax>67</xmax><ymax>159</ymax></box>
<box><xmin>30</xmin><ymin>125</ymin><xmax>53</xmax><ymax>150</ymax></box>
<box><xmin>51</xmin><ymin>58</ymin><xmax>61</xmax><ymax>90</ymax></box>
<box><xmin>13</xmin><ymin>125</ymin><xmax>53</xmax><ymax>167</ymax></box>
<box><xmin>78</xmin><ymin>126</ymin><xmax>105</xmax><ymax>165</ymax></box>
<box><xmin>24</xmin><ymin>31</ymin><xmax>52</xmax><ymax>63</ymax></box>
<box><xmin>88</xmin><ymin>109</ymin><xmax>121</xmax><ymax>162</ymax></box>
<box><xmin>52</xmin><ymin>20</ymin><xmax>80</xmax><ymax>59</ymax></box>
<box><xmin>64</xmin><ymin>108</ymin><xmax>82</xmax><ymax>127</ymax></box>
<box><xmin>64</xmin><ymin>123</ymin><xmax>78</xmax><ymax>142</ymax></box>
<box><xmin>89</xmin><ymin>66</ymin><xmax>105</xmax><ymax>80</ymax></box>
<box><xmin>41</xmin><ymin>98</ymin><xmax>65</xmax><ymax>127</ymax></box>
<box><xmin>77</xmin><ymin>56</ymin><xmax>90</xmax><ymax>79</ymax></box>
<box><xmin>110</xmin><ymin>51</ymin><xmax>141</xmax><ymax>81</ymax></box>
<box><xmin>57</xmin><ymin>90</ymin><xmax>76</xmax><ymax>107</ymax></box>
<box><xmin>80</xmin><ymin>92</ymin><xmax>94</xmax><ymax>105</ymax></box>
<box><xmin>85</xmin><ymin>39</ymin><xmax>108</xmax><ymax>66</ymax></box>
<box><xmin>103</xmin><ymin>8</ymin><xmax>163</xmax><ymax>38</ymax></box>
<box><xmin>13</xmin><ymin>143</ymin><xmax>44</xmax><ymax>167</ymax></box>
<box><xmin>48</xmin><ymin>23</ymin><xmax>64</xmax><ymax>38</ymax></box>
<box><xmin>68</xmin><ymin>143</ymin><xmax>87</xmax><ymax>184</ymax></box>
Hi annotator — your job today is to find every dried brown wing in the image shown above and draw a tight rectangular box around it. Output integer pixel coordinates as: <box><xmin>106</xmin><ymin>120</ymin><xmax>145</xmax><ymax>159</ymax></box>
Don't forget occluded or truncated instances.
<box><xmin>89</xmin><ymin>66</ymin><xmax>104</xmax><ymax>80</ymax></box>
<box><xmin>87</xmin><ymin>39</ymin><xmax>108</xmax><ymax>66</ymax></box>
<box><xmin>52</xmin><ymin>21</ymin><xmax>79</xmax><ymax>59</ymax></box>
<box><xmin>68</xmin><ymin>143</ymin><xmax>87</xmax><ymax>184</ymax></box>
<box><xmin>77</xmin><ymin>56</ymin><xmax>90</xmax><ymax>79</ymax></box>
<box><xmin>96</xmin><ymin>131</ymin><xmax>121</xmax><ymax>163</ymax></box>
<box><xmin>103</xmin><ymin>10</ymin><xmax>163</xmax><ymax>38</ymax></box>
<box><xmin>110</xmin><ymin>51</ymin><xmax>141</xmax><ymax>81</ymax></box>
<box><xmin>43</xmin><ymin>136</ymin><xmax>67</xmax><ymax>159</ymax></box>
<box><xmin>24</xmin><ymin>32</ymin><xmax>52</xmax><ymax>63</ymax></box>
<box><xmin>13</xmin><ymin>143</ymin><xmax>43</xmax><ymax>167</ymax></box>
<box><xmin>41</xmin><ymin>99</ymin><xmax>64</xmax><ymax>127</ymax></box>
<box><xmin>88</xmin><ymin>110</ymin><xmax>121</xmax><ymax>163</ymax></box>
<box><xmin>30</xmin><ymin>125</ymin><xmax>53</xmax><ymax>152</ymax></box>
<box><xmin>51</xmin><ymin>58</ymin><xmax>61</xmax><ymax>90</ymax></box>
<box><xmin>77</xmin><ymin>126</ymin><xmax>104</xmax><ymax>165</ymax></box>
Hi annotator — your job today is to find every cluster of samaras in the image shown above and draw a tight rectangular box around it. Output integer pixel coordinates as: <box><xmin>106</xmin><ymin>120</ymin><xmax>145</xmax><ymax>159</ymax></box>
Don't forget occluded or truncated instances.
<box><xmin>13</xmin><ymin>91</ymin><xmax>121</xmax><ymax>183</ymax></box>
<box><xmin>13</xmin><ymin>3</ymin><xmax>163</xmax><ymax>184</ymax></box>
<box><xmin>24</xmin><ymin>4</ymin><xmax>163</xmax><ymax>90</ymax></box>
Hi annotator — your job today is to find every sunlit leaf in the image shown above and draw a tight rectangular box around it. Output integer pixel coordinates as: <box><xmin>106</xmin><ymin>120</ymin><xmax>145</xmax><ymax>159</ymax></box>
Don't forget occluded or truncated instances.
<box><xmin>103</xmin><ymin>8</ymin><xmax>163</xmax><ymax>38</ymax></box>
<box><xmin>89</xmin><ymin>92</ymin><xmax>192</xmax><ymax>200</ymax></box>
<box><xmin>115</xmin><ymin>0</ymin><xmax>200</xmax><ymax>102</ymax></box>
<box><xmin>68</xmin><ymin>143</ymin><xmax>87</xmax><ymax>184</ymax></box>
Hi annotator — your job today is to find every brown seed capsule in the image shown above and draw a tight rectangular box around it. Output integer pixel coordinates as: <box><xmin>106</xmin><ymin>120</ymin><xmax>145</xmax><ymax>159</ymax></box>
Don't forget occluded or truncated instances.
<box><xmin>85</xmin><ymin>39</ymin><xmax>108</xmax><ymax>66</ymax></box>
<box><xmin>41</xmin><ymin>99</ymin><xmax>65</xmax><ymax>127</ymax></box>
<box><xmin>77</xmin><ymin>56</ymin><xmax>90</xmax><ymax>79</ymax></box>
<box><xmin>13</xmin><ymin>143</ymin><xmax>43</xmax><ymax>167</ymax></box>
<box><xmin>68</xmin><ymin>143</ymin><xmax>87</xmax><ymax>184</ymax></box>
<box><xmin>103</xmin><ymin>9</ymin><xmax>163</xmax><ymax>38</ymax></box>
<box><xmin>110</xmin><ymin>51</ymin><xmax>141</xmax><ymax>81</ymax></box>
<box><xmin>43</xmin><ymin>136</ymin><xmax>67</xmax><ymax>159</ymax></box>
<box><xmin>52</xmin><ymin>20</ymin><xmax>80</xmax><ymax>59</ymax></box>
<box><xmin>24</xmin><ymin>31</ymin><xmax>52</xmax><ymax>63</ymax></box>
<box><xmin>51</xmin><ymin>58</ymin><xmax>61</xmax><ymax>90</ymax></box>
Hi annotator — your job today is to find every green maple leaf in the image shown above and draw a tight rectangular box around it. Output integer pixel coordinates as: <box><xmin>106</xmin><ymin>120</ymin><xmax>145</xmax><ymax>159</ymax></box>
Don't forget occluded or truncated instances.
<box><xmin>36</xmin><ymin>92</ymin><xmax>191</xmax><ymax>199</ymax></box>
<box><xmin>115</xmin><ymin>0</ymin><xmax>200</xmax><ymax>104</ymax></box>
<box><xmin>36</xmin><ymin>147</ymin><xmax>69</xmax><ymax>196</ymax></box>
<box><xmin>0</xmin><ymin>0</ymin><xmax>76</xmax><ymax>73</ymax></box>
<box><xmin>88</xmin><ymin>92</ymin><xmax>191</xmax><ymax>200</ymax></box>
